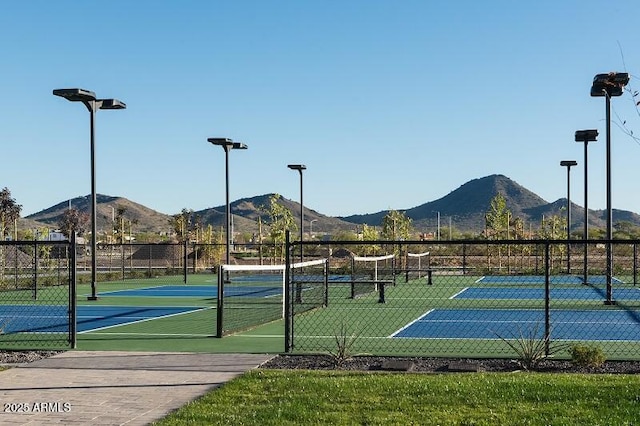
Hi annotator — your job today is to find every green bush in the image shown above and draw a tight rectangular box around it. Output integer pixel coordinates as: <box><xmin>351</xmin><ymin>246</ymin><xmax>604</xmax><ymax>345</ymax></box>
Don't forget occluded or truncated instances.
<box><xmin>569</xmin><ymin>344</ymin><xmax>606</xmax><ymax>368</ymax></box>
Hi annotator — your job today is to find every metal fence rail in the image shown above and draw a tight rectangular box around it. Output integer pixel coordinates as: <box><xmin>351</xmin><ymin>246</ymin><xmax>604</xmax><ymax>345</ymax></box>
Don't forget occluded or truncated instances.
<box><xmin>286</xmin><ymin>239</ymin><xmax>640</xmax><ymax>360</ymax></box>
<box><xmin>0</xmin><ymin>239</ymin><xmax>75</xmax><ymax>349</ymax></box>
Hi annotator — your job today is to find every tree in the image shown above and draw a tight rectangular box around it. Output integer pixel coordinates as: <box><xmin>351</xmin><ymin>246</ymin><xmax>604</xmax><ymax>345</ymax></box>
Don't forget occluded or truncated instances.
<box><xmin>169</xmin><ymin>208</ymin><xmax>195</xmax><ymax>243</ymax></box>
<box><xmin>262</xmin><ymin>194</ymin><xmax>297</xmax><ymax>262</ymax></box>
<box><xmin>359</xmin><ymin>224</ymin><xmax>380</xmax><ymax>256</ymax></box>
<box><xmin>485</xmin><ymin>193</ymin><xmax>511</xmax><ymax>240</ymax></box>
<box><xmin>0</xmin><ymin>187</ymin><xmax>22</xmax><ymax>240</ymax></box>
<box><xmin>58</xmin><ymin>208</ymin><xmax>89</xmax><ymax>240</ymax></box>
<box><xmin>381</xmin><ymin>210</ymin><xmax>412</xmax><ymax>241</ymax></box>
<box><xmin>198</xmin><ymin>224</ymin><xmax>225</xmax><ymax>270</ymax></box>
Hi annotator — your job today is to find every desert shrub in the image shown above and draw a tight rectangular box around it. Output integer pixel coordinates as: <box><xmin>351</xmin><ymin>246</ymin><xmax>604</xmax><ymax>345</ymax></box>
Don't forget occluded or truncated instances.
<box><xmin>569</xmin><ymin>343</ymin><xmax>606</xmax><ymax>368</ymax></box>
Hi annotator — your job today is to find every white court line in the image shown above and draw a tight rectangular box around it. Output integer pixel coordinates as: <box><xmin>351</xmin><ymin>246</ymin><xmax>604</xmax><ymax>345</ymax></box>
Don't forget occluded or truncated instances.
<box><xmin>78</xmin><ymin>306</ymin><xmax>211</xmax><ymax>334</ymax></box>
<box><xmin>388</xmin><ymin>309</ymin><xmax>434</xmax><ymax>338</ymax></box>
<box><xmin>449</xmin><ymin>287</ymin><xmax>469</xmax><ymax>299</ymax></box>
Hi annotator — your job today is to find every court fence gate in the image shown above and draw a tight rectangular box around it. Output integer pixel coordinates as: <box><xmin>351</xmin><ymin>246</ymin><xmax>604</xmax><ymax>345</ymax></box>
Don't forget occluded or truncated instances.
<box><xmin>0</xmin><ymin>238</ymin><xmax>76</xmax><ymax>349</ymax></box>
<box><xmin>284</xmin><ymin>238</ymin><xmax>640</xmax><ymax>360</ymax></box>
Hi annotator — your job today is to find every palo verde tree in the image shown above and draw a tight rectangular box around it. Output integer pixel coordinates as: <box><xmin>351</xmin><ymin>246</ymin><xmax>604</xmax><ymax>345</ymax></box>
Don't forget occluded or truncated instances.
<box><xmin>198</xmin><ymin>224</ymin><xmax>224</xmax><ymax>270</ymax></box>
<box><xmin>381</xmin><ymin>209</ymin><xmax>412</xmax><ymax>263</ymax></box>
<box><xmin>262</xmin><ymin>194</ymin><xmax>297</xmax><ymax>263</ymax></box>
<box><xmin>381</xmin><ymin>210</ymin><xmax>412</xmax><ymax>241</ymax></box>
<box><xmin>484</xmin><ymin>193</ymin><xmax>513</xmax><ymax>272</ymax></box>
<box><xmin>358</xmin><ymin>224</ymin><xmax>380</xmax><ymax>256</ymax></box>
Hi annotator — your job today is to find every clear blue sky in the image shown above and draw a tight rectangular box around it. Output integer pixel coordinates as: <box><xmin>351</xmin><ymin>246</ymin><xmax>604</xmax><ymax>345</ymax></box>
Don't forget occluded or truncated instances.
<box><xmin>3</xmin><ymin>1</ymin><xmax>640</xmax><ymax>219</ymax></box>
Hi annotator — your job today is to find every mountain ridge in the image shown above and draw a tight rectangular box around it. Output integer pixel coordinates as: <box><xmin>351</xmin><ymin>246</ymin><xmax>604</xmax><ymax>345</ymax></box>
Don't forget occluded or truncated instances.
<box><xmin>24</xmin><ymin>174</ymin><xmax>640</xmax><ymax>236</ymax></box>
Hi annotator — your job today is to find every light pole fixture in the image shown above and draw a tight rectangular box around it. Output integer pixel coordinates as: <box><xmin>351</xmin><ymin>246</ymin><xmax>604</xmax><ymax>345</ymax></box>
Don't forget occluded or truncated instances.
<box><xmin>53</xmin><ymin>88</ymin><xmax>126</xmax><ymax>300</ymax></box>
<box><xmin>288</xmin><ymin>164</ymin><xmax>307</xmax><ymax>262</ymax></box>
<box><xmin>309</xmin><ymin>219</ymin><xmax>318</xmax><ymax>238</ymax></box>
<box><xmin>575</xmin><ymin>129</ymin><xmax>598</xmax><ymax>285</ymax></box>
<box><xmin>560</xmin><ymin>160</ymin><xmax>577</xmax><ymax>274</ymax></box>
<box><xmin>207</xmin><ymin>138</ymin><xmax>248</xmax><ymax>267</ymax></box>
<box><xmin>591</xmin><ymin>72</ymin><xmax>629</xmax><ymax>304</ymax></box>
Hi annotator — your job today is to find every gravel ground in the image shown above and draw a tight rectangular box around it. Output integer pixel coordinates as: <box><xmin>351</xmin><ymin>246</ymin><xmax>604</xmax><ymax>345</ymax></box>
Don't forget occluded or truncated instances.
<box><xmin>260</xmin><ymin>354</ymin><xmax>640</xmax><ymax>374</ymax></box>
<box><xmin>0</xmin><ymin>351</ymin><xmax>64</xmax><ymax>365</ymax></box>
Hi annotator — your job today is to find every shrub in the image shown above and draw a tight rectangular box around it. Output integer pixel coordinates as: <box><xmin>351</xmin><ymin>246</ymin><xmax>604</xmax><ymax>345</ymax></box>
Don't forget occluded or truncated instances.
<box><xmin>569</xmin><ymin>343</ymin><xmax>606</xmax><ymax>368</ymax></box>
<box><xmin>493</xmin><ymin>323</ymin><xmax>568</xmax><ymax>371</ymax></box>
<box><xmin>327</xmin><ymin>321</ymin><xmax>361</xmax><ymax>367</ymax></box>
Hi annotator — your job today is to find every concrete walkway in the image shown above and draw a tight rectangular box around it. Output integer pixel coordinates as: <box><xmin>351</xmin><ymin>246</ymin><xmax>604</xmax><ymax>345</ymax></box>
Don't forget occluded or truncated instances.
<box><xmin>0</xmin><ymin>351</ymin><xmax>275</xmax><ymax>425</ymax></box>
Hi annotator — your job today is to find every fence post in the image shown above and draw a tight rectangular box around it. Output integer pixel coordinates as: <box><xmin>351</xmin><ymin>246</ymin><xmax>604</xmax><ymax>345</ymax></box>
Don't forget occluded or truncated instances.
<box><xmin>544</xmin><ymin>242</ymin><xmax>551</xmax><ymax>356</ymax></box>
<box><xmin>183</xmin><ymin>239</ymin><xmax>188</xmax><ymax>284</ymax></box>
<box><xmin>634</xmin><ymin>243</ymin><xmax>637</xmax><ymax>287</ymax></box>
<box><xmin>70</xmin><ymin>232</ymin><xmax>77</xmax><ymax>349</ymax></box>
<box><xmin>216</xmin><ymin>264</ymin><xmax>224</xmax><ymax>338</ymax></box>
<box><xmin>284</xmin><ymin>231</ymin><xmax>292</xmax><ymax>352</ymax></box>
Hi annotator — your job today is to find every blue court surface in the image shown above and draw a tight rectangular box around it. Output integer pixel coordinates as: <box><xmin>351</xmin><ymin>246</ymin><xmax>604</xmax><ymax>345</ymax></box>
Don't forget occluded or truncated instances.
<box><xmin>477</xmin><ymin>275</ymin><xmax>624</xmax><ymax>285</ymax></box>
<box><xmin>392</xmin><ymin>308</ymin><xmax>640</xmax><ymax>341</ymax></box>
<box><xmin>454</xmin><ymin>287</ymin><xmax>640</xmax><ymax>300</ymax></box>
<box><xmin>98</xmin><ymin>285</ymin><xmax>282</xmax><ymax>298</ymax></box>
<box><xmin>0</xmin><ymin>305</ymin><xmax>204</xmax><ymax>334</ymax></box>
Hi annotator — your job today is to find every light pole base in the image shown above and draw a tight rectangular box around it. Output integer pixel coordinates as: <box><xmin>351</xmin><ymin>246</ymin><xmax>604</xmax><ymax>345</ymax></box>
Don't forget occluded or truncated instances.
<box><xmin>87</xmin><ymin>296</ymin><xmax>99</xmax><ymax>301</ymax></box>
<box><xmin>603</xmin><ymin>300</ymin><xmax>617</xmax><ymax>306</ymax></box>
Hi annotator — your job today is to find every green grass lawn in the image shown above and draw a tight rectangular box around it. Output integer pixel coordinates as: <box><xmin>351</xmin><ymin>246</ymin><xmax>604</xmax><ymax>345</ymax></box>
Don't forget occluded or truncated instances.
<box><xmin>154</xmin><ymin>370</ymin><xmax>640</xmax><ymax>425</ymax></box>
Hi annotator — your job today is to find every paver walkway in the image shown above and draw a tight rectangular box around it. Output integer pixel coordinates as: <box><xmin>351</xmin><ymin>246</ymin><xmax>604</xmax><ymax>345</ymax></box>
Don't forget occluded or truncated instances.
<box><xmin>0</xmin><ymin>351</ymin><xmax>274</xmax><ymax>425</ymax></box>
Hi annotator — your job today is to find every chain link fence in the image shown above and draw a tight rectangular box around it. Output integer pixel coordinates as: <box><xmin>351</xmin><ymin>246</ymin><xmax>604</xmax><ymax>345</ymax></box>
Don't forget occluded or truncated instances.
<box><xmin>286</xmin><ymin>239</ymin><xmax>640</xmax><ymax>360</ymax></box>
<box><xmin>0</xmin><ymin>240</ymin><xmax>75</xmax><ymax>349</ymax></box>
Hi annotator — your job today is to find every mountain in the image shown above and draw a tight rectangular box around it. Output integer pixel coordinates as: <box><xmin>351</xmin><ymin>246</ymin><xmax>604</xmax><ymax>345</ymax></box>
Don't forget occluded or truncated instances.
<box><xmin>196</xmin><ymin>194</ymin><xmax>358</xmax><ymax>235</ymax></box>
<box><xmin>26</xmin><ymin>195</ymin><xmax>172</xmax><ymax>234</ymax></box>
<box><xmin>26</xmin><ymin>193</ymin><xmax>357</xmax><ymax>237</ymax></box>
<box><xmin>24</xmin><ymin>175</ymin><xmax>640</xmax><ymax>237</ymax></box>
<box><xmin>340</xmin><ymin>174</ymin><xmax>640</xmax><ymax>233</ymax></box>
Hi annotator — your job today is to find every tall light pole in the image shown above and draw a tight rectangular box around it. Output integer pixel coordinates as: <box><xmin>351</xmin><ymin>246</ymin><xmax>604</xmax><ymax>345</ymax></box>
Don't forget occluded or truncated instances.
<box><xmin>433</xmin><ymin>211</ymin><xmax>441</xmax><ymax>241</ymax></box>
<box><xmin>207</xmin><ymin>138</ymin><xmax>248</xmax><ymax>266</ymax></box>
<box><xmin>560</xmin><ymin>160</ymin><xmax>577</xmax><ymax>274</ymax></box>
<box><xmin>53</xmin><ymin>88</ymin><xmax>126</xmax><ymax>300</ymax></box>
<box><xmin>591</xmin><ymin>72</ymin><xmax>629</xmax><ymax>304</ymax></box>
<box><xmin>288</xmin><ymin>164</ymin><xmax>306</xmax><ymax>261</ymax></box>
<box><xmin>575</xmin><ymin>129</ymin><xmax>598</xmax><ymax>285</ymax></box>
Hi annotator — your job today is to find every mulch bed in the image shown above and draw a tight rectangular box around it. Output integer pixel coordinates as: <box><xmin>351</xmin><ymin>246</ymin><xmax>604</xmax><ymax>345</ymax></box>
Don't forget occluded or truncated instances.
<box><xmin>260</xmin><ymin>354</ymin><xmax>640</xmax><ymax>374</ymax></box>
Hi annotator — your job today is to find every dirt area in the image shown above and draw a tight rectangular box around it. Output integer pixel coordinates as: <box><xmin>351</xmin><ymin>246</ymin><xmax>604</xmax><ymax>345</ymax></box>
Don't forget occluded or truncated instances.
<box><xmin>260</xmin><ymin>354</ymin><xmax>640</xmax><ymax>374</ymax></box>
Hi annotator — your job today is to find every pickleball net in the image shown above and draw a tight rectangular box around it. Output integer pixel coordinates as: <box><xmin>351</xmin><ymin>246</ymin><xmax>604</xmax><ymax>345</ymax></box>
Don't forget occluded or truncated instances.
<box><xmin>351</xmin><ymin>254</ymin><xmax>396</xmax><ymax>298</ymax></box>
<box><xmin>217</xmin><ymin>258</ymin><xmax>328</xmax><ymax>336</ymax></box>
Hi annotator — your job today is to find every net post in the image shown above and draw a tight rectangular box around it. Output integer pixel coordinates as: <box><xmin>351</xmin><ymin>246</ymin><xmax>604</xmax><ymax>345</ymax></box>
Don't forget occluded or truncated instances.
<box><xmin>284</xmin><ymin>231</ymin><xmax>292</xmax><ymax>352</ymax></box>
<box><xmin>392</xmin><ymin>256</ymin><xmax>396</xmax><ymax>286</ymax></box>
<box><xmin>378</xmin><ymin>281</ymin><xmax>385</xmax><ymax>303</ymax></box>
<box><xmin>427</xmin><ymin>269</ymin><xmax>433</xmax><ymax>285</ymax></box>
<box><xmin>216</xmin><ymin>265</ymin><xmax>224</xmax><ymax>338</ymax></box>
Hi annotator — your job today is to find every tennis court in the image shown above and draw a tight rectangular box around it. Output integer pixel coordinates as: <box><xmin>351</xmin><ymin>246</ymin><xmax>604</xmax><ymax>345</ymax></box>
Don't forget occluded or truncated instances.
<box><xmin>391</xmin><ymin>308</ymin><xmax>640</xmax><ymax>341</ymax></box>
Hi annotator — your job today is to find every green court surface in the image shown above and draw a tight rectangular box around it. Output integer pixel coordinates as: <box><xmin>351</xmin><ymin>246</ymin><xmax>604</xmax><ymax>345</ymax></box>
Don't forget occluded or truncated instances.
<box><xmin>5</xmin><ymin>272</ymin><xmax>640</xmax><ymax>358</ymax></box>
<box><xmin>74</xmin><ymin>273</ymin><xmax>285</xmax><ymax>353</ymax></box>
